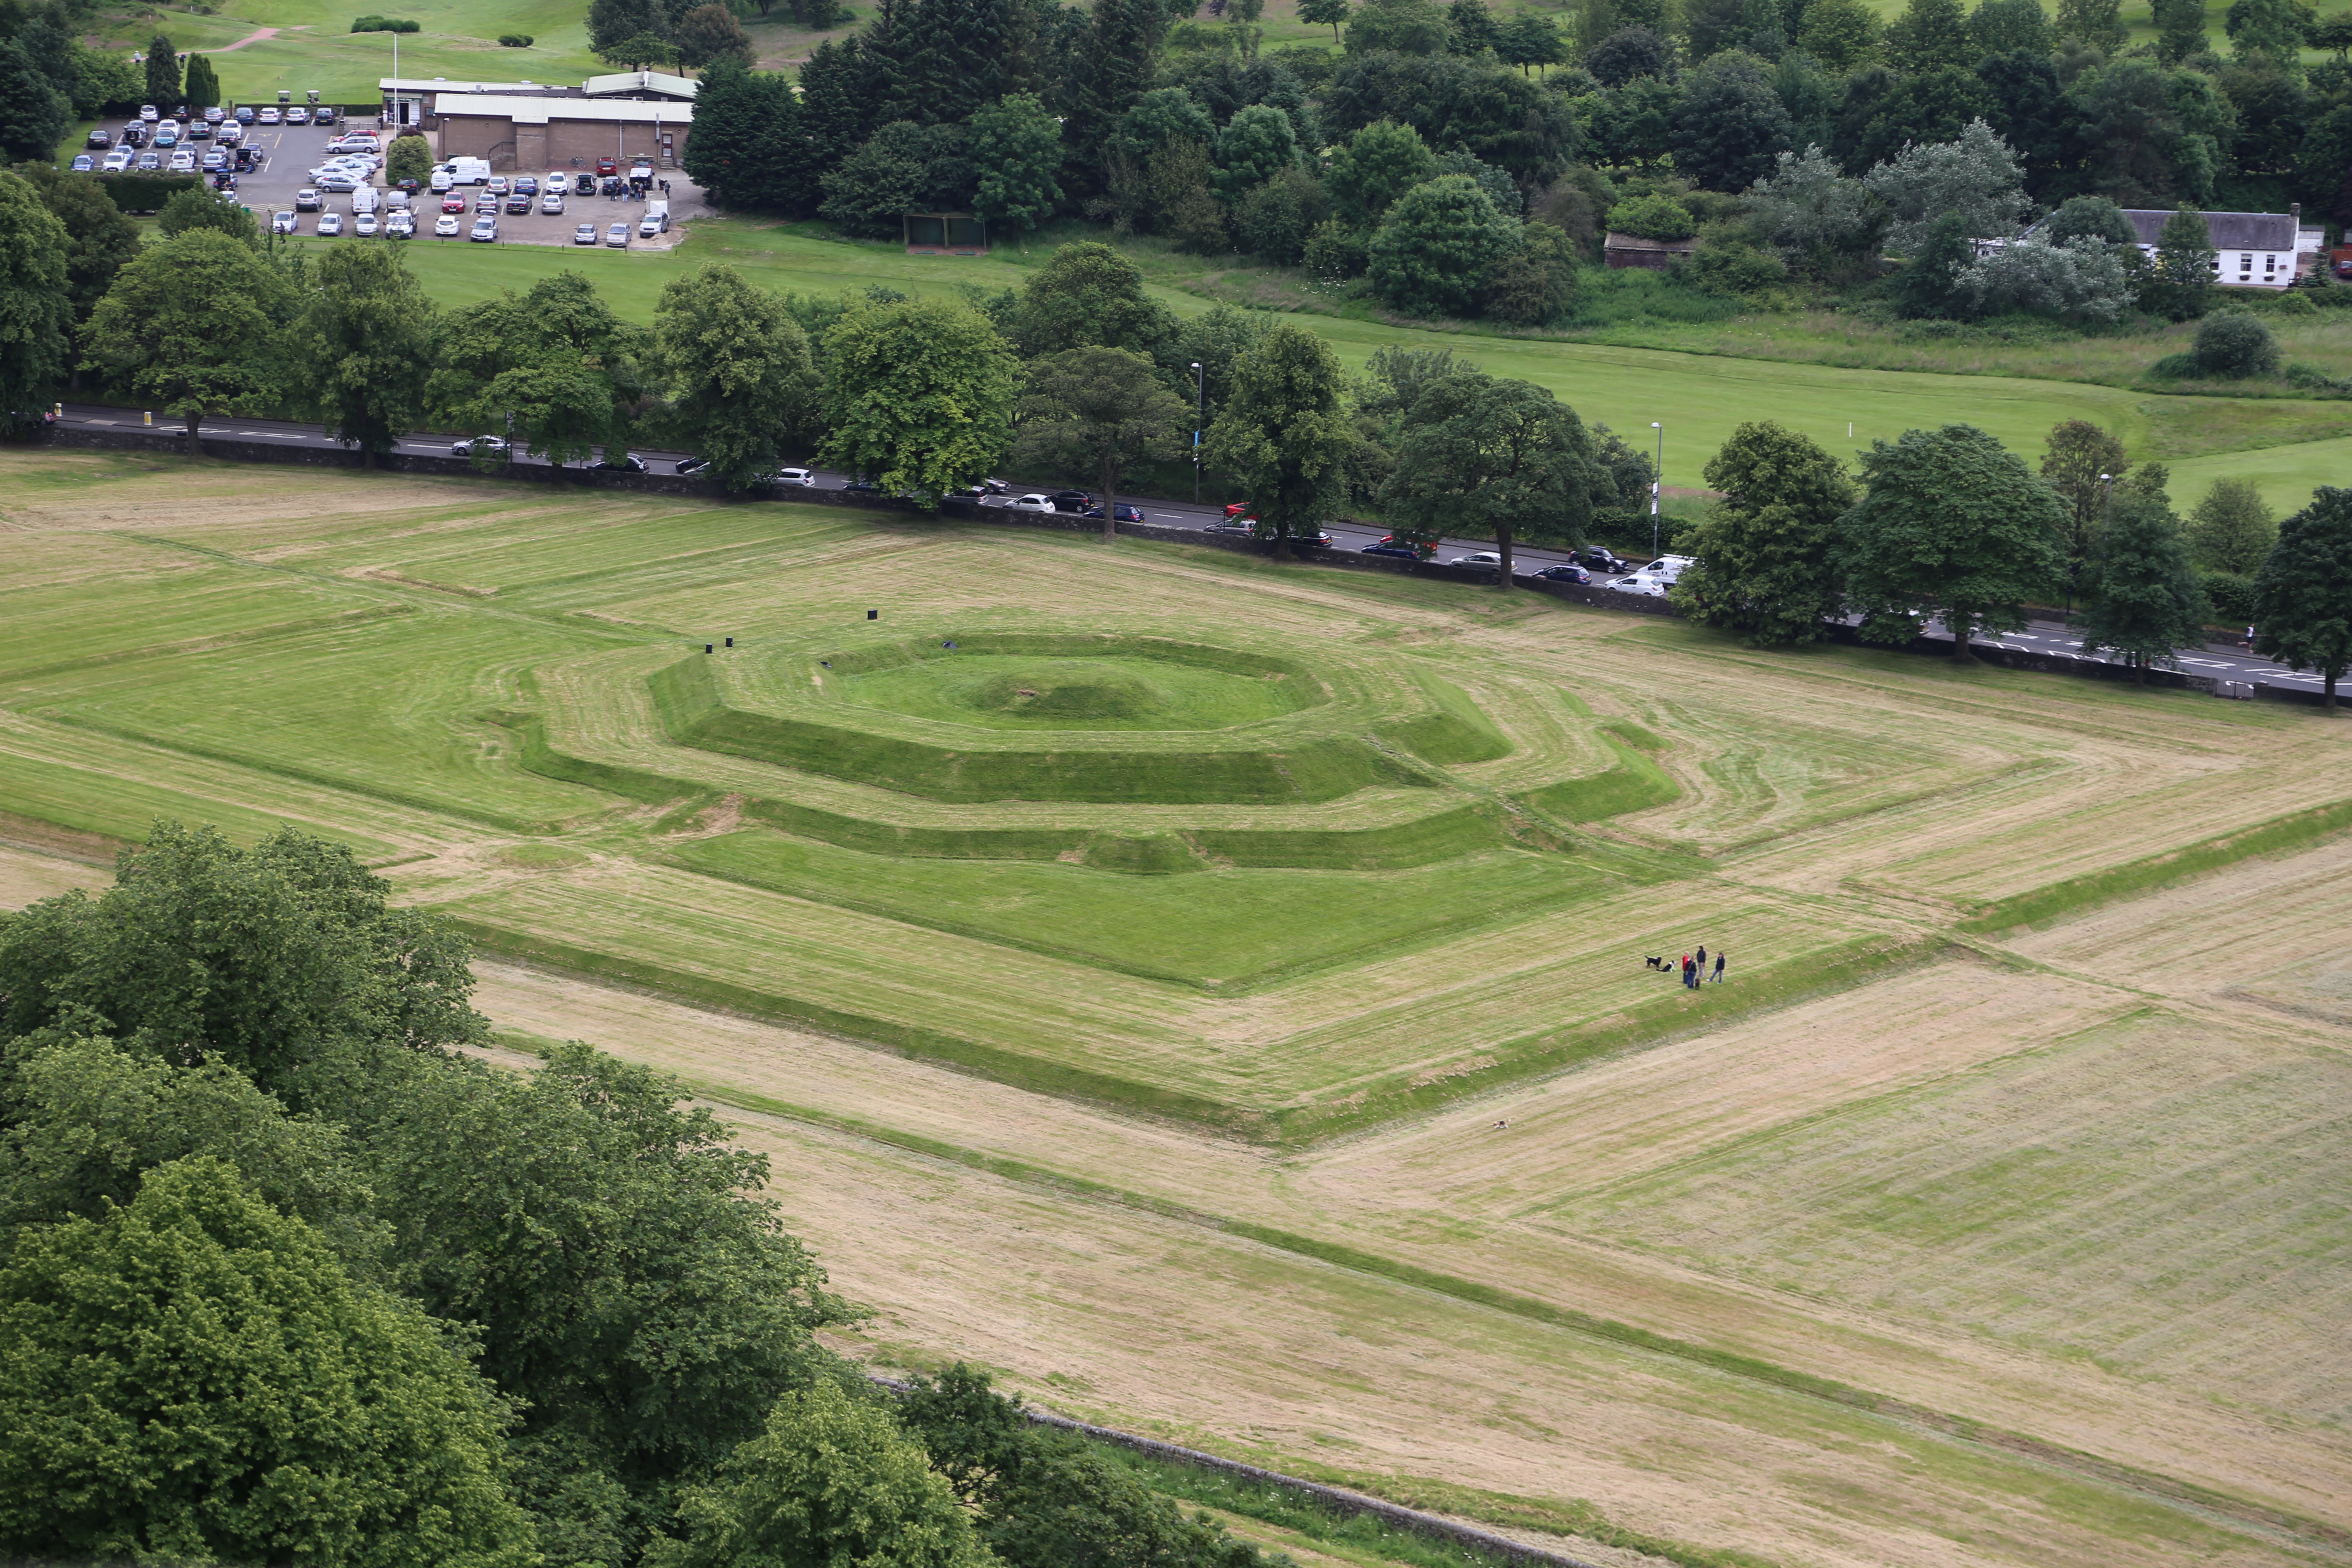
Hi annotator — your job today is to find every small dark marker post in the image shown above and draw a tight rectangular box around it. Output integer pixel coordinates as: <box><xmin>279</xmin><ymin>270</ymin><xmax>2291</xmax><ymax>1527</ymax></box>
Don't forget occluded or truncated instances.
<box><xmin>725</xmin><ymin>637</ymin><xmax>734</xmax><ymax>647</ymax></box>
<box><xmin>704</xmin><ymin>643</ymin><xmax>713</xmax><ymax>653</ymax></box>
<box><xmin>867</xmin><ymin>609</ymin><xmax>878</xmax><ymax>620</ymax></box>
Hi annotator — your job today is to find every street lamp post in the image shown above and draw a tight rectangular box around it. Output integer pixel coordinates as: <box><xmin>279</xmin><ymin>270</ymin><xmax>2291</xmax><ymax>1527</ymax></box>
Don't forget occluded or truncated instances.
<box><xmin>1649</xmin><ymin>422</ymin><xmax>1663</xmax><ymax>560</ymax></box>
<box><xmin>1191</xmin><ymin>361</ymin><xmax>1204</xmax><ymax>505</ymax></box>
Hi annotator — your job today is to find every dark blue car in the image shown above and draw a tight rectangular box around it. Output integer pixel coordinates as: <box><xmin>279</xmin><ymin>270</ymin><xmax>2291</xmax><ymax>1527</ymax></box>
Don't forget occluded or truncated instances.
<box><xmin>1361</xmin><ymin>544</ymin><xmax>1421</xmax><ymax>561</ymax></box>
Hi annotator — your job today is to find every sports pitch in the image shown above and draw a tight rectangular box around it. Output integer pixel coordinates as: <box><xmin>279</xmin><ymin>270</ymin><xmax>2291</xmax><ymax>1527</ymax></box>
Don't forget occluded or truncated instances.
<box><xmin>4</xmin><ymin>449</ymin><xmax>2351</xmax><ymax>1568</ymax></box>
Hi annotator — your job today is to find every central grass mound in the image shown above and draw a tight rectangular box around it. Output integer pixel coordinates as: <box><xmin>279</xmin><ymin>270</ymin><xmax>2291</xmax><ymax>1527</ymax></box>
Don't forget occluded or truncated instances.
<box><xmin>837</xmin><ymin>654</ymin><xmax>1314</xmax><ymax>732</ymax></box>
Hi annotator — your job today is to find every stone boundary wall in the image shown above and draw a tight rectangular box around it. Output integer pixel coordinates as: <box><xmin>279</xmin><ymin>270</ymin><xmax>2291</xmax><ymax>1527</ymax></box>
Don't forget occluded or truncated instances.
<box><xmin>35</xmin><ymin>424</ymin><xmax>2321</xmax><ymax>703</ymax></box>
<box><xmin>867</xmin><ymin>1377</ymin><xmax>1605</xmax><ymax>1568</ymax></box>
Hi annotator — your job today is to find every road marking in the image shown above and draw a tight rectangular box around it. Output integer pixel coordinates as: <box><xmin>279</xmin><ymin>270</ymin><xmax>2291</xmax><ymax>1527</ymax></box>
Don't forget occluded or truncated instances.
<box><xmin>86</xmin><ymin>418</ymin><xmax>115</xmax><ymax>425</ymax></box>
<box><xmin>2180</xmin><ymin>658</ymin><xmax>2233</xmax><ymax>667</ymax></box>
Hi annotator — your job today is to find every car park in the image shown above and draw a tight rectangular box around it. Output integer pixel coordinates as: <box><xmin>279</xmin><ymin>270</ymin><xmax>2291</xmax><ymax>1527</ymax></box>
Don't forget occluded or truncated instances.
<box><xmin>605</xmin><ymin>222</ymin><xmax>629</xmax><ymax>247</ymax></box>
<box><xmin>435</xmin><ymin>214</ymin><xmax>461</xmax><ymax>237</ymax></box>
<box><xmin>1519</xmin><ymin>563</ymin><xmax>1591</xmax><ymax>584</ymax></box>
<box><xmin>258</xmin><ymin>107</ymin><xmax>279</xmax><ymax>124</ymax></box>
<box><xmin>316</xmin><ymin>212</ymin><xmax>343</xmax><ymax>236</ymax></box>
<box><xmin>451</xmin><ymin>436</ymin><xmax>509</xmax><ymax>458</ymax></box>
<box><xmin>295</xmin><ymin>188</ymin><xmax>321</xmax><ymax>210</ymax></box>
<box><xmin>540</xmin><ymin>193</ymin><xmax>564</xmax><ymax>214</ymax></box>
<box><xmin>573</xmin><ymin>223</ymin><xmax>598</xmax><ymax>245</ymax></box>
<box><xmin>353</xmin><ymin>212</ymin><xmax>379</xmax><ymax>236</ymax></box>
<box><xmin>470</xmin><ymin>216</ymin><xmax>498</xmax><ymax>241</ymax></box>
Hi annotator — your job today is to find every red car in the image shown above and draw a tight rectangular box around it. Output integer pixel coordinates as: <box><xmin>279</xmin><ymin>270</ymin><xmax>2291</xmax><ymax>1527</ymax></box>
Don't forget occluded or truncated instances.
<box><xmin>594</xmin><ymin>155</ymin><xmax>619</xmax><ymax>177</ymax></box>
<box><xmin>441</xmin><ymin>193</ymin><xmax>467</xmax><ymax>213</ymax></box>
<box><xmin>1222</xmin><ymin>502</ymin><xmax>1252</xmax><ymax>518</ymax></box>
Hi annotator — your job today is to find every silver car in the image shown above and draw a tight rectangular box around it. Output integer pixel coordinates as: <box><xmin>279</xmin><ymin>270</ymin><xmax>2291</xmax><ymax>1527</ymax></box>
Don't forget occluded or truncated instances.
<box><xmin>316</xmin><ymin>212</ymin><xmax>344</xmax><ymax>236</ymax></box>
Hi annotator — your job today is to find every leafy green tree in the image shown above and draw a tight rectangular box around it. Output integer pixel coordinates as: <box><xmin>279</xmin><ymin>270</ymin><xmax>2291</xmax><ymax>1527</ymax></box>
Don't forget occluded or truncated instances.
<box><xmin>429</xmin><ymin>272</ymin><xmax>648</xmax><ymax>469</ymax></box>
<box><xmin>344</xmin><ymin>1042</ymin><xmax>855</xmax><ymax>1493</ymax></box>
<box><xmin>1327</xmin><ymin>120</ymin><xmax>1438</xmax><ymax>229</ymax></box>
<box><xmin>1886</xmin><ymin>0</ymin><xmax>1973</xmax><ymax>67</ymax></box>
<box><xmin>288</xmin><ymin>242</ymin><xmax>437</xmax><ymax>469</ymax></box>
<box><xmin>1012</xmin><ymin>347</ymin><xmax>1188</xmax><ymax>541</ymax></box>
<box><xmin>0</xmin><ymin>822</ymin><xmax>486</xmax><ymax>1093</ymax></box>
<box><xmin>386</xmin><ymin>133</ymin><xmax>435</xmax><ymax>187</ymax></box>
<box><xmin>1676</xmin><ymin>420</ymin><xmax>1858</xmax><ymax>644</ymax></box>
<box><xmin>1968</xmin><ymin>0</ymin><xmax>2054</xmax><ymax>57</ymax></box>
<box><xmin>1158</xmin><ymin>300</ymin><xmax>1271</xmax><ymax>435</ymax></box>
<box><xmin>181</xmin><ymin>50</ymin><xmax>218</xmax><ymax>109</ymax></box>
<box><xmin>1205</xmin><ymin>322</ymin><xmax>1355</xmax><ymax>541</ymax></box>
<box><xmin>2153</xmin><ymin>0</ymin><xmax>2209</xmax><ymax>62</ymax></box>
<box><xmin>1236</xmin><ymin>164</ymin><xmax>1332</xmax><ymax>263</ymax></box>
<box><xmin>2043</xmin><ymin>194</ymin><xmax>2137</xmax><ymax>249</ymax></box>
<box><xmin>1212</xmin><ymin>104</ymin><xmax>1298</xmax><ymax>201</ymax></box>
<box><xmin>1369</xmin><ymin>174</ymin><xmax>1521</xmax><ymax>317</ymax></box>
<box><xmin>0</xmin><ymin>172</ymin><xmax>70</xmax><ymax>414</ymax></box>
<box><xmin>970</xmin><ymin>91</ymin><xmax>1064</xmax><ymax>234</ymax></box>
<box><xmin>0</xmin><ymin>38</ymin><xmax>70</xmax><ymax>161</ymax></box>
<box><xmin>158</xmin><ymin>184</ymin><xmax>260</xmax><ymax>246</ymax></box>
<box><xmin>2252</xmin><ymin>487</ymin><xmax>2352</xmax><ymax>707</ymax></box>
<box><xmin>1449</xmin><ymin>0</ymin><xmax>1501</xmax><ymax>52</ymax></box>
<box><xmin>1111</xmin><ymin>87</ymin><xmax>1216</xmax><ymax>168</ymax></box>
<box><xmin>1797</xmin><ymin>0</ymin><xmax>1882</xmax><ymax>67</ymax></box>
<box><xmin>820</xmin><ymin>294</ymin><xmax>1015</xmax><ymax>505</ymax></box>
<box><xmin>0</xmin><ymin>1157</ymin><xmax>536</xmax><ymax>1568</ymax></box>
<box><xmin>673</xmin><ymin>1</ymin><xmax>756</xmax><ymax>70</ymax></box>
<box><xmin>1583</xmin><ymin>22</ymin><xmax>1674</xmax><ymax>82</ymax></box>
<box><xmin>2193</xmin><ymin>312</ymin><xmax>2279</xmax><ymax>378</ymax></box>
<box><xmin>1893</xmin><ymin>210</ymin><xmax>1977</xmax><ymax>318</ymax></box>
<box><xmin>1609</xmin><ymin>190</ymin><xmax>1695</xmax><ymax>239</ymax></box>
<box><xmin>1497</xmin><ymin>11</ymin><xmax>1565</xmax><ymax>73</ymax></box>
<box><xmin>1671</xmin><ymin>51</ymin><xmax>1794</xmax><ymax>190</ymax></box>
<box><xmin>2224</xmin><ymin>0</ymin><xmax>2313</xmax><ymax>57</ymax></box>
<box><xmin>651</xmin><ymin>263</ymin><xmax>820</xmax><ymax>491</ymax></box>
<box><xmin>2056</xmin><ymin>0</ymin><xmax>2128</xmax><ymax>47</ymax></box>
<box><xmin>1008</xmin><ymin>240</ymin><xmax>1178</xmax><ymax>357</ymax></box>
<box><xmin>1863</xmin><ymin>116</ymin><xmax>2029</xmax><ymax>253</ymax></box>
<box><xmin>649</xmin><ymin>1380</ymin><xmax>992</xmax><ymax>1568</ymax></box>
<box><xmin>19</xmin><ymin>169</ymin><xmax>139</xmax><ymax>390</ymax></box>
<box><xmin>1319</xmin><ymin>49</ymin><xmax>1577</xmax><ymax>184</ymax></box>
<box><xmin>1346</xmin><ymin>0</ymin><xmax>1452</xmax><ymax>53</ymax></box>
<box><xmin>598</xmin><ymin>28</ymin><xmax>682</xmax><ymax>68</ymax></box>
<box><xmin>82</xmin><ymin>229</ymin><xmax>295</xmax><ymax>456</ymax></box>
<box><xmin>1742</xmin><ymin>145</ymin><xmax>1886</xmax><ymax>279</ymax></box>
<box><xmin>143</xmin><ymin>33</ymin><xmax>180</xmax><ymax>107</ymax></box>
<box><xmin>2186</xmin><ymin>477</ymin><xmax>2276</xmax><ymax>573</ymax></box>
<box><xmin>2039</xmin><ymin>418</ymin><xmax>2129</xmax><ymax>589</ymax></box>
<box><xmin>2077</xmin><ymin>487</ymin><xmax>2209</xmax><ymax>680</ymax></box>
<box><xmin>1301</xmin><ymin>0</ymin><xmax>1352</xmax><ymax>41</ymax></box>
<box><xmin>68</xmin><ymin>42</ymin><xmax>144</xmax><ymax>119</ymax></box>
<box><xmin>1378</xmin><ymin>368</ymin><xmax>1596</xmax><ymax>579</ymax></box>
<box><xmin>1487</xmin><ymin>222</ymin><xmax>1580</xmax><ymax>324</ymax></box>
<box><xmin>2144</xmin><ymin>203</ymin><xmax>2217</xmax><ymax>320</ymax></box>
<box><xmin>819</xmin><ymin>120</ymin><xmax>974</xmax><ymax>238</ymax></box>
<box><xmin>1836</xmin><ymin>423</ymin><xmax>2070</xmax><ymax>660</ymax></box>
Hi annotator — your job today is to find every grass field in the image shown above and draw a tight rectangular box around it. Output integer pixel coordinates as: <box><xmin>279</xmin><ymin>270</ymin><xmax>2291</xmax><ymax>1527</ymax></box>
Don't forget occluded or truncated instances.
<box><xmin>8</xmin><ymin>449</ymin><xmax>2352</xmax><ymax>1568</ymax></box>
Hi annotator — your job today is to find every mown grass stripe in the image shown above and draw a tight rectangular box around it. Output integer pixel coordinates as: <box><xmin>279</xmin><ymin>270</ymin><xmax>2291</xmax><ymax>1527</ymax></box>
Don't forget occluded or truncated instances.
<box><xmin>1960</xmin><ymin>796</ymin><xmax>2352</xmax><ymax>933</ymax></box>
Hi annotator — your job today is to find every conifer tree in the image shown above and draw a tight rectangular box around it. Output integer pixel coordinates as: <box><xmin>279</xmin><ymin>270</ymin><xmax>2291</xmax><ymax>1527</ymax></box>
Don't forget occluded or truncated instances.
<box><xmin>2252</xmin><ymin>487</ymin><xmax>2352</xmax><ymax>708</ymax></box>
<box><xmin>143</xmin><ymin>33</ymin><xmax>180</xmax><ymax>107</ymax></box>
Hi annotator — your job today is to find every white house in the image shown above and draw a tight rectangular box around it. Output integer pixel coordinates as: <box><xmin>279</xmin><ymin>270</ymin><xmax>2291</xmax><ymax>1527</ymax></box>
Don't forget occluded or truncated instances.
<box><xmin>2116</xmin><ymin>206</ymin><xmax>2322</xmax><ymax>290</ymax></box>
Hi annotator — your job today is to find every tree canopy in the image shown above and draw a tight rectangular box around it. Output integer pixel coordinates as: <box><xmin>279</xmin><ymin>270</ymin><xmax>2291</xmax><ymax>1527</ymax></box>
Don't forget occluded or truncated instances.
<box><xmin>1677</xmin><ymin>420</ymin><xmax>1858</xmax><ymax>644</ymax></box>
<box><xmin>820</xmin><ymin>294</ymin><xmax>1018</xmax><ymax>505</ymax></box>
<box><xmin>2252</xmin><ymin>486</ymin><xmax>2352</xmax><ymax>707</ymax></box>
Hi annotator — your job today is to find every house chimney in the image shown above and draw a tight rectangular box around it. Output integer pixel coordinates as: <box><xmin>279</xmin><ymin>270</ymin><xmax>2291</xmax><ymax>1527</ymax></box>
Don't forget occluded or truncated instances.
<box><xmin>2292</xmin><ymin>202</ymin><xmax>2302</xmax><ymax>222</ymax></box>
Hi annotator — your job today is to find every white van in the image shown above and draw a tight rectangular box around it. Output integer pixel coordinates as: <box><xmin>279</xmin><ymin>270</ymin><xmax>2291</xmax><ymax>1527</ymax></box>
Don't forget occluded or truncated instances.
<box><xmin>1635</xmin><ymin>552</ymin><xmax>1695</xmax><ymax>584</ymax></box>
<box><xmin>429</xmin><ymin>167</ymin><xmax>453</xmax><ymax>192</ymax></box>
<box><xmin>637</xmin><ymin>200</ymin><xmax>668</xmax><ymax>238</ymax></box>
<box><xmin>351</xmin><ymin>186</ymin><xmax>380</xmax><ymax>214</ymax></box>
<box><xmin>443</xmin><ymin>156</ymin><xmax>491</xmax><ymax>185</ymax></box>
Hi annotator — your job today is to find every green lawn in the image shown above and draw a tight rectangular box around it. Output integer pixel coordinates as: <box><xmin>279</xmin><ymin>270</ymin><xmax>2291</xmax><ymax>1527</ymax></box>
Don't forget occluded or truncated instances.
<box><xmin>836</xmin><ymin>652</ymin><xmax>1319</xmax><ymax>732</ymax></box>
<box><xmin>670</xmin><ymin>828</ymin><xmax>1611</xmax><ymax>986</ymax></box>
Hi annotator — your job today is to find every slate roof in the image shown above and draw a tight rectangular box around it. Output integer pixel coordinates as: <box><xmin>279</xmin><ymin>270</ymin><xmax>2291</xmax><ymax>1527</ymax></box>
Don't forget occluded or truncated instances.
<box><xmin>2120</xmin><ymin>209</ymin><xmax>2297</xmax><ymax>250</ymax></box>
<box><xmin>1603</xmin><ymin>232</ymin><xmax>1698</xmax><ymax>253</ymax></box>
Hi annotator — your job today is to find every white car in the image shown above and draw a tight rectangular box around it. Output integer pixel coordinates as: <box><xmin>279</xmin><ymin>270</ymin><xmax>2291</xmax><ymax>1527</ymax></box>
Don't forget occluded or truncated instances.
<box><xmin>168</xmin><ymin>151</ymin><xmax>196</xmax><ymax>172</ymax></box>
<box><xmin>316</xmin><ymin>212</ymin><xmax>344</xmax><ymax>236</ymax></box>
<box><xmin>429</xmin><ymin>169</ymin><xmax>453</xmax><ymax>192</ymax></box>
<box><xmin>1608</xmin><ymin>576</ymin><xmax>1667</xmax><ymax>596</ymax></box>
<box><xmin>545</xmin><ymin>172</ymin><xmax>568</xmax><ymax>194</ymax></box>
<box><xmin>258</xmin><ymin>107</ymin><xmax>280</xmax><ymax>125</ymax></box>
<box><xmin>103</xmin><ymin>150</ymin><xmax>132</xmax><ymax>172</ymax></box>
<box><xmin>773</xmin><ymin>468</ymin><xmax>817</xmax><ymax>487</ymax></box>
<box><xmin>139</xmin><ymin>104</ymin><xmax>158</xmax><ymax>121</ymax></box>
<box><xmin>353</xmin><ymin>212</ymin><xmax>379</xmax><ymax>236</ymax></box>
<box><xmin>271</xmin><ymin>210</ymin><xmax>297</xmax><ymax>233</ymax></box>
<box><xmin>1448</xmin><ymin>552</ymin><xmax>1505</xmax><ymax>568</ymax></box>
<box><xmin>452</xmin><ymin>436</ymin><xmax>509</xmax><ymax>458</ymax></box>
<box><xmin>541</xmin><ymin>193</ymin><xmax>564</xmax><ymax>214</ymax></box>
<box><xmin>469</xmin><ymin>216</ymin><xmax>498</xmax><ymax>242</ymax></box>
<box><xmin>1009</xmin><ymin>494</ymin><xmax>1054</xmax><ymax>512</ymax></box>
<box><xmin>385</xmin><ymin>212</ymin><xmax>414</xmax><ymax>237</ymax></box>
<box><xmin>285</xmin><ymin>105</ymin><xmax>309</xmax><ymax>124</ymax></box>
<box><xmin>573</xmin><ymin>223</ymin><xmax>598</xmax><ymax>245</ymax></box>
<box><xmin>435</xmin><ymin>213</ymin><xmax>461</xmax><ymax>237</ymax></box>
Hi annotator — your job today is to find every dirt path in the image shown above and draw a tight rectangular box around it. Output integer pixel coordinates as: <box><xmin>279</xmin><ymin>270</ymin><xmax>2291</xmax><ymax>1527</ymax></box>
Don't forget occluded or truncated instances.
<box><xmin>213</xmin><ymin>25</ymin><xmax>294</xmax><ymax>52</ymax></box>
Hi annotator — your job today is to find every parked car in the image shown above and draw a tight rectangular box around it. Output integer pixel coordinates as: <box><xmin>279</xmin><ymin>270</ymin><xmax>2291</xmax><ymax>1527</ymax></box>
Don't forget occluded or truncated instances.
<box><xmin>69</xmin><ymin>154</ymin><xmax>93</xmax><ymax>172</ymax></box>
<box><xmin>258</xmin><ymin>107</ymin><xmax>280</xmax><ymax>124</ymax></box>
<box><xmin>485</xmin><ymin>176</ymin><xmax>508</xmax><ymax>195</ymax></box>
<box><xmin>475</xmin><ymin>195</ymin><xmax>499</xmax><ymax>214</ymax></box>
<box><xmin>135</xmin><ymin>152</ymin><xmax>160</xmax><ymax>171</ymax></box>
<box><xmin>201</xmin><ymin>150</ymin><xmax>227</xmax><ymax>172</ymax></box>
<box><xmin>545</xmin><ymin>172</ymin><xmax>568</xmax><ymax>194</ymax></box>
<box><xmin>1519</xmin><ymin>563</ymin><xmax>1591</xmax><ymax>584</ymax></box>
<box><xmin>235</xmin><ymin>106</ymin><xmax>253</xmax><ymax>123</ymax></box>
<box><xmin>315</xmin><ymin>212</ymin><xmax>343</xmax><ymax>236</ymax></box>
<box><xmin>514</xmin><ymin>176</ymin><xmax>537</xmax><ymax>196</ymax></box>
<box><xmin>353</xmin><ymin>212</ymin><xmax>379</xmax><ymax>236</ymax></box>
<box><xmin>103</xmin><ymin>150</ymin><xmax>132</xmax><ymax>172</ymax></box>
<box><xmin>505</xmin><ymin>193</ymin><xmax>532</xmax><ymax>214</ymax></box>
<box><xmin>168</xmin><ymin>151</ymin><xmax>196</xmax><ymax>172</ymax></box>
<box><xmin>315</xmin><ymin>105</ymin><xmax>338</xmax><ymax>124</ymax></box>
<box><xmin>285</xmin><ymin>105</ymin><xmax>308</xmax><ymax>124</ymax></box>
<box><xmin>430</xmin><ymin>170</ymin><xmax>453</xmax><ymax>192</ymax></box>
<box><xmin>120</xmin><ymin>124</ymin><xmax>146</xmax><ymax>147</ymax></box>
<box><xmin>470</xmin><ymin>216</ymin><xmax>498</xmax><ymax>242</ymax></box>
<box><xmin>139</xmin><ymin>104</ymin><xmax>158</xmax><ymax>121</ymax></box>
<box><xmin>153</xmin><ymin>124</ymin><xmax>177</xmax><ymax>147</ymax></box>
<box><xmin>540</xmin><ymin>193</ymin><xmax>564</xmax><ymax>214</ymax></box>
<box><xmin>435</xmin><ymin>213</ymin><xmax>461</xmax><ymax>237</ymax></box>
<box><xmin>86</xmin><ymin>128</ymin><xmax>110</xmax><ymax>148</ymax></box>
<box><xmin>573</xmin><ymin>222</ymin><xmax>599</xmax><ymax>245</ymax></box>
<box><xmin>594</xmin><ymin>155</ymin><xmax>618</xmax><ymax>176</ymax></box>
<box><xmin>295</xmin><ymin>187</ymin><xmax>322</xmax><ymax>210</ymax></box>
<box><xmin>1360</xmin><ymin>543</ymin><xmax>1421</xmax><ymax>560</ymax></box>
<box><xmin>1608</xmin><ymin>576</ymin><xmax>1667</xmax><ymax>596</ymax></box>
<box><xmin>317</xmin><ymin>173</ymin><xmax>359</xmax><ymax>193</ymax></box>
<box><xmin>187</xmin><ymin>120</ymin><xmax>210</xmax><ymax>140</ymax></box>
<box><xmin>1082</xmin><ymin>502</ymin><xmax>1144</xmax><ymax>523</ymax></box>
<box><xmin>590</xmin><ymin>452</ymin><xmax>648</xmax><ymax>473</ymax></box>
<box><xmin>386</xmin><ymin>212</ymin><xmax>414</xmax><ymax>237</ymax></box>
<box><xmin>605</xmin><ymin>222</ymin><xmax>629</xmax><ymax>247</ymax></box>
<box><xmin>451</xmin><ymin>436</ymin><xmax>510</xmax><ymax>459</ymax></box>
<box><xmin>271</xmin><ymin>210</ymin><xmax>297</xmax><ymax>233</ymax></box>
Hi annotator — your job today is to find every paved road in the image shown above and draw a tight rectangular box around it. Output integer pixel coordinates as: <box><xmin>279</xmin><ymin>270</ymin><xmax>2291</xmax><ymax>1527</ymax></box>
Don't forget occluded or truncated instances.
<box><xmin>49</xmin><ymin>401</ymin><xmax>2320</xmax><ymax>692</ymax></box>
